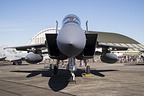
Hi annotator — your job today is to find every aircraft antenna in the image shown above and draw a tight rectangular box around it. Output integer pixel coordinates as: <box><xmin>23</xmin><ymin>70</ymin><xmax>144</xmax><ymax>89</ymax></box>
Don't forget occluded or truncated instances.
<box><xmin>56</xmin><ymin>21</ymin><xmax>58</xmax><ymax>34</ymax></box>
<box><xmin>86</xmin><ymin>21</ymin><xmax>88</xmax><ymax>33</ymax></box>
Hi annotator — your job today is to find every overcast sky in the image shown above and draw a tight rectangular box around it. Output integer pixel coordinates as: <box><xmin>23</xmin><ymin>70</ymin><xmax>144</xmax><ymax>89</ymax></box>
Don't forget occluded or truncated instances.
<box><xmin>0</xmin><ymin>0</ymin><xmax>144</xmax><ymax>46</ymax></box>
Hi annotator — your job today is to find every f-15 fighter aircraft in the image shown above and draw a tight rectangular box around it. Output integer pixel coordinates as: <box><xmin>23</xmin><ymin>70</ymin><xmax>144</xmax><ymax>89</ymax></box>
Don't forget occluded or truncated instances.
<box><xmin>6</xmin><ymin>14</ymin><xmax>128</xmax><ymax>81</ymax></box>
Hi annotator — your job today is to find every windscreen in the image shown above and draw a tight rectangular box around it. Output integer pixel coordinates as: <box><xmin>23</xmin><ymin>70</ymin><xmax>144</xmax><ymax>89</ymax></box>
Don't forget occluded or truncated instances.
<box><xmin>62</xmin><ymin>14</ymin><xmax>81</xmax><ymax>26</ymax></box>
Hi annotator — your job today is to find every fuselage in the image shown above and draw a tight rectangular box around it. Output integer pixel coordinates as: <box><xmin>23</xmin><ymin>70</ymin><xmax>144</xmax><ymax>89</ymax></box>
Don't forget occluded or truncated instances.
<box><xmin>57</xmin><ymin>14</ymin><xmax>86</xmax><ymax>57</ymax></box>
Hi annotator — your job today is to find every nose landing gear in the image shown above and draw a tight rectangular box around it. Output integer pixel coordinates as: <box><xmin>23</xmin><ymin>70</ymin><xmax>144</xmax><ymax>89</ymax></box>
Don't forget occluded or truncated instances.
<box><xmin>67</xmin><ymin>57</ymin><xmax>76</xmax><ymax>83</ymax></box>
<box><xmin>68</xmin><ymin>72</ymin><xmax>76</xmax><ymax>84</ymax></box>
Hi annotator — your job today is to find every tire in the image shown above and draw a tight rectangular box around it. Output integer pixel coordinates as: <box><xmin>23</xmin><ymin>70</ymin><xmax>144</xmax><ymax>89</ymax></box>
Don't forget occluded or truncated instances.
<box><xmin>86</xmin><ymin>65</ymin><xmax>90</xmax><ymax>74</ymax></box>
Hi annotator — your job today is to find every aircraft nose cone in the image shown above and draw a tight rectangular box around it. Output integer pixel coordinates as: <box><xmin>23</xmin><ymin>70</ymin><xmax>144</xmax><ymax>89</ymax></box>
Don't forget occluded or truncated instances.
<box><xmin>57</xmin><ymin>37</ymin><xmax>83</xmax><ymax>57</ymax></box>
<box><xmin>57</xmin><ymin>23</ymin><xmax>86</xmax><ymax>57</ymax></box>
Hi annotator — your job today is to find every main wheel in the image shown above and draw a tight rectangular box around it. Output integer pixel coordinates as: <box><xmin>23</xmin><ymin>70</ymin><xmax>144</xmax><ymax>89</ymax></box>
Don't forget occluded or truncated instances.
<box><xmin>86</xmin><ymin>65</ymin><xmax>90</xmax><ymax>74</ymax></box>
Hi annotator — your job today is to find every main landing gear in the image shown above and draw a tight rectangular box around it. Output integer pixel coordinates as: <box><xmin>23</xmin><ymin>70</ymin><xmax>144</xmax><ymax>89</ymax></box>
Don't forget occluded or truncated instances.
<box><xmin>53</xmin><ymin>65</ymin><xmax>58</xmax><ymax>75</ymax></box>
<box><xmin>53</xmin><ymin>60</ymin><xmax>60</xmax><ymax>75</ymax></box>
<box><xmin>85</xmin><ymin>65</ymin><xmax>90</xmax><ymax>74</ymax></box>
<box><xmin>83</xmin><ymin>59</ymin><xmax>91</xmax><ymax>76</ymax></box>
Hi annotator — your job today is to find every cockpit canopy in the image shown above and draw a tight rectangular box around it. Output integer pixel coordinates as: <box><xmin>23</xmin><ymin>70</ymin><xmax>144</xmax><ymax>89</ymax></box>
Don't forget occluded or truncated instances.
<box><xmin>62</xmin><ymin>14</ymin><xmax>81</xmax><ymax>26</ymax></box>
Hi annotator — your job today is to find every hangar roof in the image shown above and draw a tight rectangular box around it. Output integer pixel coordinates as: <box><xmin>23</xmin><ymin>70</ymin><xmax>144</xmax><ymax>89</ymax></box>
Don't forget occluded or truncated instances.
<box><xmin>28</xmin><ymin>28</ymin><xmax>144</xmax><ymax>51</ymax></box>
<box><xmin>89</xmin><ymin>31</ymin><xmax>139</xmax><ymax>44</ymax></box>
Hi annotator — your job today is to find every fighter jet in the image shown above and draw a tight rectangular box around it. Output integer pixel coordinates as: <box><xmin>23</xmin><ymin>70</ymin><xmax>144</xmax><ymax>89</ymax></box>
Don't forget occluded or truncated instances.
<box><xmin>0</xmin><ymin>48</ymin><xmax>26</xmax><ymax>65</ymax></box>
<box><xmin>6</xmin><ymin>14</ymin><xmax>128</xmax><ymax>81</ymax></box>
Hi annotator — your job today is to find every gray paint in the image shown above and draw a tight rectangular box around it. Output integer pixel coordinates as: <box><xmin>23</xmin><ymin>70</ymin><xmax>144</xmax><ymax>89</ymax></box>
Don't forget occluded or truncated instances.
<box><xmin>25</xmin><ymin>52</ymin><xmax>43</xmax><ymax>64</ymax></box>
<box><xmin>57</xmin><ymin>14</ymin><xmax>86</xmax><ymax>57</ymax></box>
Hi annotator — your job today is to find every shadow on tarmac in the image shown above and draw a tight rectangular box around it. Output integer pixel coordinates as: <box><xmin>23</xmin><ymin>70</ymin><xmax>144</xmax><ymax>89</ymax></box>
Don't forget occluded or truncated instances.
<box><xmin>11</xmin><ymin>68</ymin><xmax>118</xmax><ymax>91</ymax></box>
<box><xmin>11</xmin><ymin>69</ymin><xmax>70</xmax><ymax>91</ymax></box>
<box><xmin>48</xmin><ymin>69</ymin><xmax>70</xmax><ymax>91</ymax></box>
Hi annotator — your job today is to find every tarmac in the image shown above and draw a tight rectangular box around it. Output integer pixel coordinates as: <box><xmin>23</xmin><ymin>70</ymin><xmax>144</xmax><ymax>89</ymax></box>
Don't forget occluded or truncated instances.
<box><xmin>0</xmin><ymin>62</ymin><xmax>144</xmax><ymax>96</ymax></box>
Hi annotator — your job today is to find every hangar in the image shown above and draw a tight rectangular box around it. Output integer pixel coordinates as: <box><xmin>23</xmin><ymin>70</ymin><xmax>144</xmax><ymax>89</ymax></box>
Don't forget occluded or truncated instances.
<box><xmin>28</xmin><ymin>28</ymin><xmax>144</xmax><ymax>51</ymax></box>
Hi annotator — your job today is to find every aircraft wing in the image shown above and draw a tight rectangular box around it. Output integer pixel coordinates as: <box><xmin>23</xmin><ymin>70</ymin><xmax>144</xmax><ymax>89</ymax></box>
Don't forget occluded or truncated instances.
<box><xmin>97</xmin><ymin>43</ymin><xmax>128</xmax><ymax>51</ymax></box>
<box><xmin>5</xmin><ymin>43</ymin><xmax>46</xmax><ymax>51</ymax></box>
